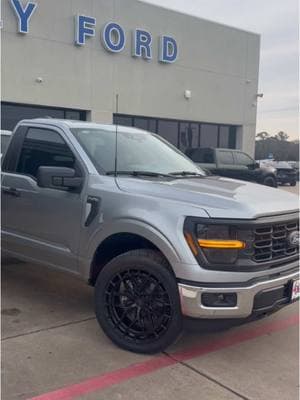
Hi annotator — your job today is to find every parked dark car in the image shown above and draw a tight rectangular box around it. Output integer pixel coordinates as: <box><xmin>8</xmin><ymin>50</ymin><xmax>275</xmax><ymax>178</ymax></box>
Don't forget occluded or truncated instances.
<box><xmin>186</xmin><ymin>147</ymin><xmax>278</xmax><ymax>187</ymax></box>
<box><xmin>272</xmin><ymin>162</ymin><xmax>297</xmax><ymax>186</ymax></box>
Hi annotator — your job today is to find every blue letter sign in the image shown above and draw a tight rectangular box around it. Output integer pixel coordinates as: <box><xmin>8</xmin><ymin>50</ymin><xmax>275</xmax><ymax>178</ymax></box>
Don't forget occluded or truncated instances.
<box><xmin>159</xmin><ymin>36</ymin><xmax>178</xmax><ymax>63</ymax></box>
<box><xmin>132</xmin><ymin>29</ymin><xmax>152</xmax><ymax>59</ymax></box>
<box><xmin>10</xmin><ymin>0</ymin><xmax>37</xmax><ymax>34</ymax></box>
<box><xmin>102</xmin><ymin>22</ymin><xmax>126</xmax><ymax>53</ymax></box>
<box><xmin>75</xmin><ymin>15</ymin><xmax>96</xmax><ymax>46</ymax></box>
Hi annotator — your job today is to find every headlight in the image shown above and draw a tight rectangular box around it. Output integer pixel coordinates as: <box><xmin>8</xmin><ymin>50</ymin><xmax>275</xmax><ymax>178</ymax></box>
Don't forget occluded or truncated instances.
<box><xmin>184</xmin><ymin>219</ymin><xmax>247</xmax><ymax>265</ymax></box>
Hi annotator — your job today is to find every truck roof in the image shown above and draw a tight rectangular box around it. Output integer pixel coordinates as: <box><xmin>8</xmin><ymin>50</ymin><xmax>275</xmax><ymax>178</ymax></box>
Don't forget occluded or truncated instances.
<box><xmin>17</xmin><ymin>118</ymin><xmax>147</xmax><ymax>133</ymax></box>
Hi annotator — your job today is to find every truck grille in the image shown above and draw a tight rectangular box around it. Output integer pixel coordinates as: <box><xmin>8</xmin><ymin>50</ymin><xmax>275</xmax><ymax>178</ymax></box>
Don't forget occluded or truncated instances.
<box><xmin>253</xmin><ymin>221</ymin><xmax>299</xmax><ymax>263</ymax></box>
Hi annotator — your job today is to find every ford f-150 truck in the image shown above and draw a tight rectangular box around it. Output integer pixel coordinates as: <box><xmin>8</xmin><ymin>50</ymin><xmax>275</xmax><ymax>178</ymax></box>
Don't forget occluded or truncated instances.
<box><xmin>186</xmin><ymin>147</ymin><xmax>278</xmax><ymax>187</ymax></box>
<box><xmin>2</xmin><ymin>119</ymin><xmax>299</xmax><ymax>354</ymax></box>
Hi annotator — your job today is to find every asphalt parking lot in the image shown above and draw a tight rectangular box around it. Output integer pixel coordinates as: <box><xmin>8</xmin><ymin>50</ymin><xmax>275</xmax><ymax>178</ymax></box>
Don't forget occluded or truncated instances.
<box><xmin>2</xmin><ymin>184</ymin><xmax>299</xmax><ymax>400</ymax></box>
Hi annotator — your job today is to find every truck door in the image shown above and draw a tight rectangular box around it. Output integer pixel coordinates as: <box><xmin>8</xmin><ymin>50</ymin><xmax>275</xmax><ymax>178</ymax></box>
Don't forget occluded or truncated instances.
<box><xmin>233</xmin><ymin>151</ymin><xmax>257</xmax><ymax>181</ymax></box>
<box><xmin>1</xmin><ymin>125</ymin><xmax>86</xmax><ymax>273</ymax></box>
<box><xmin>215</xmin><ymin>150</ymin><xmax>237</xmax><ymax>178</ymax></box>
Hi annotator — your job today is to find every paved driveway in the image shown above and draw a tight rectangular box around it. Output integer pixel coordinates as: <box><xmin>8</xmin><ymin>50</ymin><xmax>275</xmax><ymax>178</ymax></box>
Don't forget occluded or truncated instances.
<box><xmin>2</xmin><ymin>183</ymin><xmax>299</xmax><ymax>400</ymax></box>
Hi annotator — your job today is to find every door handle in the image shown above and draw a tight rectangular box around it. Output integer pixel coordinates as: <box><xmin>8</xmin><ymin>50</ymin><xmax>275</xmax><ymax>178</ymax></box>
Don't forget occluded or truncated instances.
<box><xmin>2</xmin><ymin>187</ymin><xmax>21</xmax><ymax>197</ymax></box>
<box><xmin>85</xmin><ymin>196</ymin><xmax>101</xmax><ymax>227</ymax></box>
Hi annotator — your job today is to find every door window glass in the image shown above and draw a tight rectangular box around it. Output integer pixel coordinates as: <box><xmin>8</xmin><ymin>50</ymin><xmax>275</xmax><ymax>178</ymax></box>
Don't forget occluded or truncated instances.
<box><xmin>16</xmin><ymin>128</ymin><xmax>75</xmax><ymax>178</ymax></box>
<box><xmin>235</xmin><ymin>152</ymin><xmax>254</xmax><ymax>166</ymax></box>
<box><xmin>187</xmin><ymin>148</ymin><xmax>214</xmax><ymax>163</ymax></box>
<box><xmin>218</xmin><ymin>151</ymin><xmax>234</xmax><ymax>165</ymax></box>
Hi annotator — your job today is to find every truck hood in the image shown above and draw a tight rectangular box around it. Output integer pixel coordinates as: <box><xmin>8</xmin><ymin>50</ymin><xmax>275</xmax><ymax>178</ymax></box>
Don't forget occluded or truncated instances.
<box><xmin>117</xmin><ymin>175</ymin><xmax>299</xmax><ymax>219</ymax></box>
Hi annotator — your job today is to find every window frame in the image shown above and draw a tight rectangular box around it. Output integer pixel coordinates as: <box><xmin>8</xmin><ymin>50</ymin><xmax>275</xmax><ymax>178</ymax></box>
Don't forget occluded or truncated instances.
<box><xmin>234</xmin><ymin>151</ymin><xmax>255</xmax><ymax>167</ymax></box>
<box><xmin>7</xmin><ymin>125</ymin><xmax>85</xmax><ymax>184</ymax></box>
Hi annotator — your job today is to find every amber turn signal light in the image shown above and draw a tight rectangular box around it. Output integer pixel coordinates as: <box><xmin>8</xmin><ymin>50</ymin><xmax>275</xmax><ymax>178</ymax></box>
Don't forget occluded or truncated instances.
<box><xmin>198</xmin><ymin>239</ymin><xmax>246</xmax><ymax>249</ymax></box>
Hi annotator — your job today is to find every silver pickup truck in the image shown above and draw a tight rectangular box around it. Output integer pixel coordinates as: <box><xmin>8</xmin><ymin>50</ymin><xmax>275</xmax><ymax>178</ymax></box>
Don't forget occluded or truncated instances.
<box><xmin>1</xmin><ymin>119</ymin><xmax>299</xmax><ymax>353</ymax></box>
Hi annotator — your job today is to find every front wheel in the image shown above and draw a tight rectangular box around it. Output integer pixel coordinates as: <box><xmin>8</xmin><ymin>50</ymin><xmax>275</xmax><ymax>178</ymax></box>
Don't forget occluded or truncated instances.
<box><xmin>262</xmin><ymin>175</ymin><xmax>277</xmax><ymax>187</ymax></box>
<box><xmin>290</xmin><ymin>181</ymin><xmax>296</xmax><ymax>187</ymax></box>
<box><xmin>94</xmin><ymin>249</ymin><xmax>182</xmax><ymax>354</ymax></box>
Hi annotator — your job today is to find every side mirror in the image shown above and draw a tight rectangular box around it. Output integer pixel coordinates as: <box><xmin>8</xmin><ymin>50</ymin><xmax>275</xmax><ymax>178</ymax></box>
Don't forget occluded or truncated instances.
<box><xmin>37</xmin><ymin>166</ymin><xmax>83</xmax><ymax>191</ymax></box>
<box><xmin>248</xmin><ymin>162</ymin><xmax>259</xmax><ymax>169</ymax></box>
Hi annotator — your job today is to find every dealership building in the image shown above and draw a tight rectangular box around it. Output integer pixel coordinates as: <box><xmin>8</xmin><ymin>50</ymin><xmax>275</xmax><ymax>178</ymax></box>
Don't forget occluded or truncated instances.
<box><xmin>1</xmin><ymin>0</ymin><xmax>260</xmax><ymax>155</ymax></box>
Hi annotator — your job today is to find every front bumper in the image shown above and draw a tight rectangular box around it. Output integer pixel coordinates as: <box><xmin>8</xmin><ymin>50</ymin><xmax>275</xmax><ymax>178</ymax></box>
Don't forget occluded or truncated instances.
<box><xmin>178</xmin><ymin>269</ymin><xmax>299</xmax><ymax>319</ymax></box>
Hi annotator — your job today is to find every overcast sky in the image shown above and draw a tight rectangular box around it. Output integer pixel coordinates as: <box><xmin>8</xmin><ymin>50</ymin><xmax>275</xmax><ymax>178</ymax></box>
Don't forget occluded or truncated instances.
<box><xmin>145</xmin><ymin>0</ymin><xmax>299</xmax><ymax>140</ymax></box>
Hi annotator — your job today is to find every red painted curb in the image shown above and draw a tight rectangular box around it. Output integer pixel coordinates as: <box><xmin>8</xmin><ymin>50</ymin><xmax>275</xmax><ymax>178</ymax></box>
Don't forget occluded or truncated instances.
<box><xmin>28</xmin><ymin>313</ymin><xmax>299</xmax><ymax>400</ymax></box>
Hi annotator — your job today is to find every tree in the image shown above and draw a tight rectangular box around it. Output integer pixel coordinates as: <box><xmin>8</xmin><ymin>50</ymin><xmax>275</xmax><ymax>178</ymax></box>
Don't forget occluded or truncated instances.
<box><xmin>256</xmin><ymin>131</ymin><xmax>270</xmax><ymax>141</ymax></box>
<box><xmin>274</xmin><ymin>131</ymin><xmax>289</xmax><ymax>141</ymax></box>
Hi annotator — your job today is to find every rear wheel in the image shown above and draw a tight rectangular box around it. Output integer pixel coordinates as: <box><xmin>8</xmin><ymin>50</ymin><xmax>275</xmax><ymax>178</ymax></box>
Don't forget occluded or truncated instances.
<box><xmin>94</xmin><ymin>249</ymin><xmax>182</xmax><ymax>354</ymax></box>
<box><xmin>262</xmin><ymin>175</ymin><xmax>277</xmax><ymax>187</ymax></box>
<box><xmin>290</xmin><ymin>181</ymin><xmax>296</xmax><ymax>187</ymax></box>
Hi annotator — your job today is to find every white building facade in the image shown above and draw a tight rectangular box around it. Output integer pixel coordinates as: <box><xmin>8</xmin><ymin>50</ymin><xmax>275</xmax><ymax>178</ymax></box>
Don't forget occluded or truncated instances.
<box><xmin>1</xmin><ymin>0</ymin><xmax>260</xmax><ymax>155</ymax></box>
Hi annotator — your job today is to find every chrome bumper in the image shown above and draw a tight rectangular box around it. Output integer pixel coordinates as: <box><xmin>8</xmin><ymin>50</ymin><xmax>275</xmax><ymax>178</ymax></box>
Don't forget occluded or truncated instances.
<box><xmin>178</xmin><ymin>270</ymin><xmax>299</xmax><ymax>319</ymax></box>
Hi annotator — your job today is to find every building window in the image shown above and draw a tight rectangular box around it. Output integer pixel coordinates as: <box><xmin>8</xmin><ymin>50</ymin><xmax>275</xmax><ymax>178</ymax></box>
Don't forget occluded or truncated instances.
<box><xmin>113</xmin><ymin>114</ymin><xmax>238</xmax><ymax>151</ymax></box>
<box><xmin>179</xmin><ymin>122</ymin><xmax>199</xmax><ymax>152</ymax></box>
<box><xmin>219</xmin><ymin>126</ymin><xmax>229</xmax><ymax>148</ymax></box>
<box><xmin>1</xmin><ymin>102</ymin><xmax>86</xmax><ymax>131</ymax></box>
<box><xmin>200</xmin><ymin>124</ymin><xmax>218</xmax><ymax>148</ymax></box>
<box><xmin>157</xmin><ymin>120</ymin><xmax>178</xmax><ymax>147</ymax></box>
<box><xmin>114</xmin><ymin>115</ymin><xmax>133</xmax><ymax>127</ymax></box>
<box><xmin>228</xmin><ymin>126</ymin><xmax>237</xmax><ymax>149</ymax></box>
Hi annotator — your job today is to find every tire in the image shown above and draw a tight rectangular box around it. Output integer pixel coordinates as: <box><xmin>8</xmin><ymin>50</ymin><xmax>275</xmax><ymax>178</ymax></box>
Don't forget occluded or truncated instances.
<box><xmin>262</xmin><ymin>175</ymin><xmax>277</xmax><ymax>188</ymax></box>
<box><xmin>290</xmin><ymin>181</ymin><xmax>296</xmax><ymax>187</ymax></box>
<box><xmin>94</xmin><ymin>249</ymin><xmax>183</xmax><ymax>354</ymax></box>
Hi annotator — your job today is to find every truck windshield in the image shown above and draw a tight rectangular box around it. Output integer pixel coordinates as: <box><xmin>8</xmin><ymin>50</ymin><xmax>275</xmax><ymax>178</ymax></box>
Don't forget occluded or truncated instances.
<box><xmin>71</xmin><ymin>126</ymin><xmax>205</xmax><ymax>176</ymax></box>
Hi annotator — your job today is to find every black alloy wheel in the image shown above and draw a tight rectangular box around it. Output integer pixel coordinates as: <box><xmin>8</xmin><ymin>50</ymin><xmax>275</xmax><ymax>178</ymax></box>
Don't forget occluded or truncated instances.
<box><xmin>95</xmin><ymin>249</ymin><xmax>182</xmax><ymax>353</ymax></box>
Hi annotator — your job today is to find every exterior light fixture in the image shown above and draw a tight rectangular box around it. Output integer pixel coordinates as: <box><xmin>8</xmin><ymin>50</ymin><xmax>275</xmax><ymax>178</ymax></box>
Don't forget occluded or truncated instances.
<box><xmin>184</xmin><ymin>90</ymin><xmax>192</xmax><ymax>100</ymax></box>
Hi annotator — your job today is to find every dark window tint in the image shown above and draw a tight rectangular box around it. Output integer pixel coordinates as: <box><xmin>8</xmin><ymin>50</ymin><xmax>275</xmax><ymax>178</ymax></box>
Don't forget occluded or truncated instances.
<box><xmin>17</xmin><ymin>128</ymin><xmax>75</xmax><ymax>178</ymax></box>
<box><xmin>219</xmin><ymin>126</ymin><xmax>230</xmax><ymax>148</ymax></box>
<box><xmin>235</xmin><ymin>152</ymin><xmax>254</xmax><ymax>166</ymax></box>
<box><xmin>179</xmin><ymin>122</ymin><xmax>199</xmax><ymax>152</ymax></box>
<box><xmin>200</xmin><ymin>124</ymin><xmax>218</xmax><ymax>148</ymax></box>
<box><xmin>228</xmin><ymin>126</ymin><xmax>237</xmax><ymax>149</ymax></box>
<box><xmin>188</xmin><ymin>148</ymin><xmax>214</xmax><ymax>163</ymax></box>
<box><xmin>218</xmin><ymin>150</ymin><xmax>234</xmax><ymax>165</ymax></box>
<box><xmin>134</xmin><ymin>118</ymin><xmax>148</xmax><ymax>130</ymax></box>
<box><xmin>114</xmin><ymin>115</ymin><xmax>133</xmax><ymax>127</ymax></box>
<box><xmin>157</xmin><ymin>120</ymin><xmax>178</xmax><ymax>147</ymax></box>
<box><xmin>65</xmin><ymin>110</ymin><xmax>82</xmax><ymax>120</ymax></box>
<box><xmin>1</xmin><ymin>102</ymin><xmax>86</xmax><ymax>131</ymax></box>
<box><xmin>148</xmin><ymin>119</ymin><xmax>157</xmax><ymax>133</ymax></box>
<box><xmin>113</xmin><ymin>114</ymin><xmax>238</xmax><ymax>151</ymax></box>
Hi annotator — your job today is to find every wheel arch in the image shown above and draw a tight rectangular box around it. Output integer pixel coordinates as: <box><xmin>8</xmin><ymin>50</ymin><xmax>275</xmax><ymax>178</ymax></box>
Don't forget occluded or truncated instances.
<box><xmin>88</xmin><ymin>230</ymin><xmax>179</xmax><ymax>286</ymax></box>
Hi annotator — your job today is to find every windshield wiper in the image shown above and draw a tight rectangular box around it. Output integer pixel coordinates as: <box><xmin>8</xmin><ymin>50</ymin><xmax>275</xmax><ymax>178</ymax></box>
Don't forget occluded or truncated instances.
<box><xmin>169</xmin><ymin>171</ymin><xmax>204</xmax><ymax>177</ymax></box>
<box><xmin>106</xmin><ymin>171</ymin><xmax>172</xmax><ymax>178</ymax></box>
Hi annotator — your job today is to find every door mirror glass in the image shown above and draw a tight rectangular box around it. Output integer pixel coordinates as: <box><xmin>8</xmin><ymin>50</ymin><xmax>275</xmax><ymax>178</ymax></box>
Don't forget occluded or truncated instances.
<box><xmin>37</xmin><ymin>166</ymin><xmax>83</xmax><ymax>191</ymax></box>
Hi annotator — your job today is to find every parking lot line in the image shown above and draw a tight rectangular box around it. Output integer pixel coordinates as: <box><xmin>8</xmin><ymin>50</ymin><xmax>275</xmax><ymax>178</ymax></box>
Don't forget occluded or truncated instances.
<box><xmin>27</xmin><ymin>312</ymin><xmax>299</xmax><ymax>400</ymax></box>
